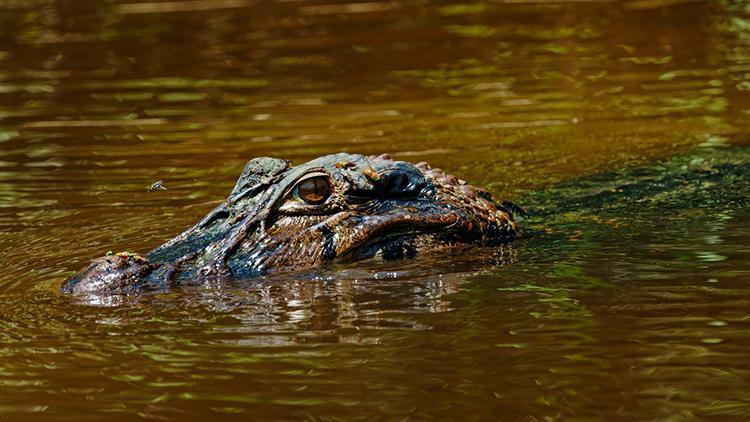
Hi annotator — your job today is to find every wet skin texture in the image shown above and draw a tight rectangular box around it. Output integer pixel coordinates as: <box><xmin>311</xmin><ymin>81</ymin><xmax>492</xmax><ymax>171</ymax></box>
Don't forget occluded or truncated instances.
<box><xmin>62</xmin><ymin>153</ymin><xmax>521</xmax><ymax>295</ymax></box>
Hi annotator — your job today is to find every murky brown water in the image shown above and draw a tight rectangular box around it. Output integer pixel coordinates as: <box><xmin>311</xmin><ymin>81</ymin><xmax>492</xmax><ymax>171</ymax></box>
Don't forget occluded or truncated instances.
<box><xmin>2</xmin><ymin>0</ymin><xmax>750</xmax><ymax>419</ymax></box>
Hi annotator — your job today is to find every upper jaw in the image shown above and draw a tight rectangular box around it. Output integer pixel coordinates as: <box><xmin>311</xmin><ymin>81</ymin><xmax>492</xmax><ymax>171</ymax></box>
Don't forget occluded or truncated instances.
<box><xmin>60</xmin><ymin>252</ymin><xmax>158</xmax><ymax>295</ymax></box>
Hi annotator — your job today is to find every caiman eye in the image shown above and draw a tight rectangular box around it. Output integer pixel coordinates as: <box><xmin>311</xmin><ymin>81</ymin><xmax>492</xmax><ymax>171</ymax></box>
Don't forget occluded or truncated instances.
<box><xmin>295</xmin><ymin>176</ymin><xmax>332</xmax><ymax>205</ymax></box>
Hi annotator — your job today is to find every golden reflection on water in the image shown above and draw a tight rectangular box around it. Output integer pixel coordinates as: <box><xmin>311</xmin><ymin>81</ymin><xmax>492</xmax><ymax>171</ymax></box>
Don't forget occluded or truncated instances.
<box><xmin>1</xmin><ymin>0</ymin><xmax>750</xmax><ymax>419</ymax></box>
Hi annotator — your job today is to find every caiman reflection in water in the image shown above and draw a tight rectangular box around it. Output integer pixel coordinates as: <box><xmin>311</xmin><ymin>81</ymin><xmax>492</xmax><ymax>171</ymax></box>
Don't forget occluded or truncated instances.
<box><xmin>62</xmin><ymin>153</ymin><xmax>520</xmax><ymax>295</ymax></box>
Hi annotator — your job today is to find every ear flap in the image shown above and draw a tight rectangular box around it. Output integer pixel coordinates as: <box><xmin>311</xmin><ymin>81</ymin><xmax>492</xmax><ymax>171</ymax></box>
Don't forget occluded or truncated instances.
<box><xmin>229</xmin><ymin>157</ymin><xmax>290</xmax><ymax>200</ymax></box>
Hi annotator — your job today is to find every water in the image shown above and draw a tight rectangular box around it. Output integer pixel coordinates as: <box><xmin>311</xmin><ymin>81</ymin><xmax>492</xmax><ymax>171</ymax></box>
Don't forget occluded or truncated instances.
<box><xmin>1</xmin><ymin>0</ymin><xmax>750</xmax><ymax>419</ymax></box>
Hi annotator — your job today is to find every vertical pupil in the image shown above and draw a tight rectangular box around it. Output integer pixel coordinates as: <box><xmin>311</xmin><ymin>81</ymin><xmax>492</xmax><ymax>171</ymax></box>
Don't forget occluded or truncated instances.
<box><xmin>298</xmin><ymin>177</ymin><xmax>330</xmax><ymax>204</ymax></box>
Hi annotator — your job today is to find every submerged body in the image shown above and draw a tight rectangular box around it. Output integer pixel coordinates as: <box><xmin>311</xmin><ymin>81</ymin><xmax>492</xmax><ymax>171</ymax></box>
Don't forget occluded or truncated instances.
<box><xmin>62</xmin><ymin>153</ymin><xmax>521</xmax><ymax>295</ymax></box>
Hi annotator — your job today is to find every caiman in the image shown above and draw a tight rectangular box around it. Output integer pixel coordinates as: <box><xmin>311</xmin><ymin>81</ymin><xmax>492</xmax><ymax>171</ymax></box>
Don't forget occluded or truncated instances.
<box><xmin>62</xmin><ymin>153</ymin><xmax>521</xmax><ymax>295</ymax></box>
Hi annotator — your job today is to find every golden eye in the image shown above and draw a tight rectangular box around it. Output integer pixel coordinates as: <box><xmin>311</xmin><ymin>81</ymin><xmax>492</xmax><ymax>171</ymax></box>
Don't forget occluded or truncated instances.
<box><xmin>296</xmin><ymin>176</ymin><xmax>332</xmax><ymax>205</ymax></box>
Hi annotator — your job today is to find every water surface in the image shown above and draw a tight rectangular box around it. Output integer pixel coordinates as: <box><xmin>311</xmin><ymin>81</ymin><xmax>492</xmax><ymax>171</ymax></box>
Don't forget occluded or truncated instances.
<box><xmin>1</xmin><ymin>0</ymin><xmax>750</xmax><ymax>419</ymax></box>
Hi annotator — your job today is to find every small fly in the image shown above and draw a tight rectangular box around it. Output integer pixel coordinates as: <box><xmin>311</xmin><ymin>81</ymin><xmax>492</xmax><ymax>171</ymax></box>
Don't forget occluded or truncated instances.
<box><xmin>148</xmin><ymin>180</ymin><xmax>168</xmax><ymax>192</ymax></box>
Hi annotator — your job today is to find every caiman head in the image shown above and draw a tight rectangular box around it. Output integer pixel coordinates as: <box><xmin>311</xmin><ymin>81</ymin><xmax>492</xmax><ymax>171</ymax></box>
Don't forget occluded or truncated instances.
<box><xmin>62</xmin><ymin>153</ymin><xmax>521</xmax><ymax>295</ymax></box>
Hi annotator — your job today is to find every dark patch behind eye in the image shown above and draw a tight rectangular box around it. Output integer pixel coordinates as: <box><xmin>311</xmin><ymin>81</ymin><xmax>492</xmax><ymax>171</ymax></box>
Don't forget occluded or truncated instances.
<box><xmin>378</xmin><ymin>169</ymin><xmax>426</xmax><ymax>197</ymax></box>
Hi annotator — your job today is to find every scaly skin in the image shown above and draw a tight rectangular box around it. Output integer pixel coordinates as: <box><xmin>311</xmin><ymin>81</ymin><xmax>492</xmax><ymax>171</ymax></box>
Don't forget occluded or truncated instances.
<box><xmin>62</xmin><ymin>153</ymin><xmax>521</xmax><ymax>295</ymax></box>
